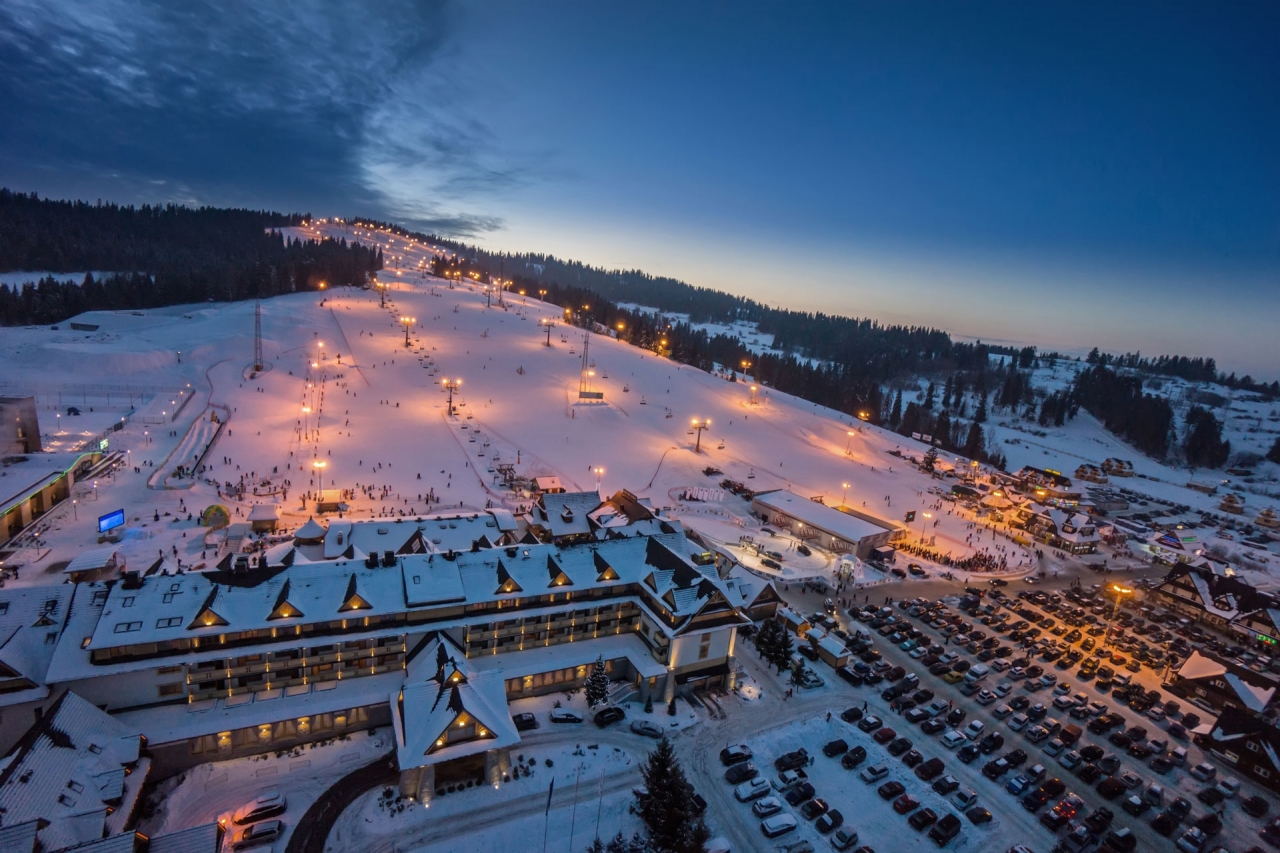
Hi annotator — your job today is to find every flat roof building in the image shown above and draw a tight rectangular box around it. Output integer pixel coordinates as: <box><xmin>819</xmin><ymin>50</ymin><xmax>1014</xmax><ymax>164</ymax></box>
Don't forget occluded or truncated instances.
<box><xmin>750</xmin><ymin>490</ymin><xmax>902</xmax><ymax>558</ymax></box>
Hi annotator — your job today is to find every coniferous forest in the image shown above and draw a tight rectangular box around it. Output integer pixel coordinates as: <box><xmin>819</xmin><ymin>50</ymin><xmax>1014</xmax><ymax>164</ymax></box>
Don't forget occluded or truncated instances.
<box><xmin>0</xmin><ymin>190</ymin><xmax>382</xmax><ymax>325</ymax></box>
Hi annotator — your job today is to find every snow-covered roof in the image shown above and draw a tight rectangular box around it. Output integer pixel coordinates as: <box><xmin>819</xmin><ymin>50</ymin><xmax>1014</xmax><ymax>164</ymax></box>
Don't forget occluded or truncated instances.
<box><xmin>1225</xmin><ymin>673</ymin><xmax>1276</xmax><ymax>712</ymax></box>
<box><xmin>318</xmin><ymin>512</ymin><xmax>517</xmax><ymax>562</ymax></box>
<box><xmin>294</xmin><ymin>516</ymin><xmax>328</xmax><ymax>541</ymax></box>
<box><xmin>532</xmin><ymin>491</ymin><xmax>600</xmax><ymax>538</ymax></box>
<box><xmin>0</xmin><ymin>585</ymin><xmax>72</xmax><ymax>706</ymax></box>
<box><xmin>750</xmin><ymin>490</ymin><xmax>895</xmax><ymax>544</ymax></box>
<box><xmin>63</xmin><ymin>546</ymin><xmax>120</xmax><ymax>575</ymax></box>
<box><xmin>247</xmin><ymin>504</ymin><xmax>279</xmax><ymax>522</ymax></box>
<box><xmin>394</xmin><ymin>643</ymin><xmax>520</xmax><ymax>770</ymax></box>
<box><xmin>1177</xmin><ymin>651</ymin><xmax>1227</xmax><ymax>681</ymax></box>
<box><xmin>147</xmin><ymin>822</ymin><xmax>221</xmax><ymax>853</ymax></box>
<box><xmin>817</xmin><ymin>635</ymin><xmax>848</xmax><ymax>659</ymax></box>
<box><xmin>0</xmin><ymin>691</ymin><xmax>145</xmax><ymax>853</ymax></box>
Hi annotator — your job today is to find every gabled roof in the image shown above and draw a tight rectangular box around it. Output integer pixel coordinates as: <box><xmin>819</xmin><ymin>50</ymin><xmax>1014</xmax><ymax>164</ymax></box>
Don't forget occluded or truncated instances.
<box><xmin>294</xmin><ymin>516</ymin><xmax>328</xmax><ymax>541</ymax></box>
<box><xmin>1177</xmin><ymin>651</ymin><xmax>1227</xmax><ymax>681</ymax></box>
<box><xmin>267</xmin><ymin>579</ymin><xmax>304</xmax><ymax>620</ymax></box>
<box><xmin>187</xmin><ymin>587</ymin><xmax>229</xmax><ymax>629</ymax></box>
<box><xmin>338</xmin><ymin>574</ymin><xmax>372</xmax><ymax>612</ymax></box>
<box><xmin>495</xmin><ymin>560</ymin><xmax>523</xmax><ymax>595</ymax></box>
<box><xmin>394</xmin><ymin>650</ymin><xmax>519</xmax><ymax>769</ymax></box>
<box><xmin>547</xmin><ymin>555</ymin><xmax>573</xmax><ymax>587</ymax></box>
<box><xmin>0</xmin><ymin>691</ymin><xmax>146</xmax><ymax>853</ymax></box>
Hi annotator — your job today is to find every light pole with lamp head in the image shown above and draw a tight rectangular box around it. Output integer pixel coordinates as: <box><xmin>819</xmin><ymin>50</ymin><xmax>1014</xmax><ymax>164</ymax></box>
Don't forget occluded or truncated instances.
<box><xmin>1103</xmin><ymin>583</ymin><xmax>1132</xmax><ymax>650</ymax></box>
<box><xmin>691</xmin><ymin>418</ymin><xmax>710</xmax><ymax>453</ymax></box>
<box><xmin>400</xmin><ymin>316</ymin><xmax>415</xmax><ymax>348</ymax></box>
<box><xmin>920</xmin><ymin>511</ymin><xmax>932</xmax><ymax>544</ymax></box>
<box><xmin>841</xmin><ymin>482</ymin><xmax>850</xmax><ymax>507</ymax></box>
<box><xmin>443</xmin><ymin>379</ymin><xmax>461</xmax><ymax>416</ymax></box>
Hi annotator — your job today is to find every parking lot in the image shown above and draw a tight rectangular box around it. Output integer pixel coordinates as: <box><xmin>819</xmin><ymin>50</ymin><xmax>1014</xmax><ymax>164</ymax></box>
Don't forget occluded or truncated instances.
<box><xmin>698</xmin><ymin>580</ymin><xmax>1278</xmax><ymax>853</ymax></box>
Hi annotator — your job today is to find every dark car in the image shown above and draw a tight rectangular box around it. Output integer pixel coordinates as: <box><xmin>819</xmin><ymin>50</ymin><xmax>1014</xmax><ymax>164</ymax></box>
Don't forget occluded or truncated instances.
<box><xmin>910</xmin><ymin>807</ymin><xmax>939</xmax><ymax>830</ymax></box>
<box><xmin>513</xmin><ymin>712</ymin><xmax>540</xmax><ymax>731</ymax></box>
<box><xmin>946</xmin><ymin>708</ymin><xmax>967</xmax><ymax>727</ymax></box>
<box><xmin>916</xmin><ymin>757</ymin><xmax>945</xmax><ymax>781</ymax></box>
<box><xmin>921</xmin><ymin>719</ymin><xmax>947</xmax><ymax>735</ymax></box>
<box><xmin>1098</xmin><ymin>754</ymin><xmax>1122</xmax><ymax>775</ymax></box>
<box><xmin>824</xmin><ymin>739</ymin><xmax>850</xmax><ymax>757</ymax></box>
<box><xmin>878</xmin><ymin>781</ymin><xmax>906</xmax><ymax>800</ymax></box>
<box><xmin>982</xmin><ymin>759</ymin><xmax>1011</xmax><ymax>780</ymax></box>
<box><xmin>815</xmin><ymin>809</ymin><xmax>844</xmax><ymax>834</ymax></box>
<box><xmin>775</xmin><ymin>749</ymin><xmax>810</xmax><ymax>771</ymax></box>
<box><xmin>902</xmin><ymin>749</ymin><xmax>924</xmax><ymax>768</ymax></box>
<box><xmin>594</xmin><ymin>707</ymin><xmax>625</xmax><ymax>728</ymax></box>
<box><xmin>913</xmin><ymin>689</ymin><xmax>936</xmax><ymax>704</ymax></box>
<box><xmin>978</xmin><ymin>733</ymin><xmax>1004</xmax><ymax>754</ymax></box>
<box><xmin>724</xmin><ymin>762</ymin><xmax>758</xmax><ymax>785</ymax></box>
<box><xmin>894</xmin><ymin>793</ymin><xmax>921</xmax><ymax>815</ymax></box>
<box><xmin>874</xmin><ymin>727</ymin><xmax>898</xmax><ymax>745</ymax></box>
<box><xmin>720</xmin><ymin>745</ymin><xmax>752</xmax><ymax>766</ymax></box>
<box><xmin>888</xmin><ymin>737</ymin><xmax>913</xmax><ymax>756</ymax></box>
<box><xmin>1004</xmin><ymin>748</ymin><xmax>1028</xmax><ymax>768</ymax></box>
<box><xmin>842</xmin><ymin>746</ymin><xmax>868</xmax><ymax>769</ymax></box>
<box><xmin>1022</xmin><ymin>778</ymin><xmax>1066</xmax><ymax>811</ymax></box>
<box><xmin>840</xmin><ymin>707</ymin><xmax>865</xmax><ymax>724</ymax></box>
<box><xmin>905</xmin><ymin>708</ymin><xmax>932</xmax><ymax>724</ymax></box>
<box><xmin>1084</xmin><ymin>806</ymin><xmax>1114</xmax><ymax>834</ymax></box>
<box><xmin>858</xmin><ymin>716</ymin><xmax>884</xmax><ymax>733</ymax></box>
<box><xmin>1244</xmin><ymin>795</ymin><xmax>1271</xmax><ymax>818</ymax></box>
<box><xmin>1150</xmin><ymin>810</ymin><xmax>1180</xmax><ymax>837</ymax></box>
<box><xmin>784</xmin><ymin>782</ymin><xmax>816</xmax><ymax>806</ymax></box>
<box><xmin>1009</xmin><ymin>696</ymin><xmax>1031</xmax><ymax>712</ymax></box>
<box><xmin>1096</xmin><ymin>777</ymin><xmax>1127</xmax><ymax>800</ymax></box>
<box><xmin>928</xmin><ymin>813</ymin><xmax>962</xmax><ymax>845</ymax></box>
<box><xmin>929</xmin><ymin>662</ymin><xmax>952</xmax><ymax>676</ymax></box>
<box><xmin>800</xmin><ymin>797</ymin><xmax>830</xmax><ymax>820</ymax></box>
<box><xmin>932</xmin><ymin>775</ymin><xmax>960</xmax><ymax>795</ymax></box>
<box><xmin>957</xmin><ymin>744</ymin><xmax>980</xmax><ymax>764</ymax></box>
<box><xmin>1079</xmin><ymin>744</ymin><xmax>1105</xmax><ymax>762</ymax></box>
<box><xmin>837</xmin><ymin>666</ymin><xmax>864</xmax><ymax>686</ymax></box>
<box><xmin>1194</xmin><ymin>812</ymin><xmax>1223</xmax><ymax>837</ymax></box>
<box><xmin>1101</xmin><ymin>829</ymin><xmax>1137</xmax><ymax>853</ymax></box>
<box><xmin>1075</xmin><ymin>763</ymin><xmax>1103</xmax><ymax>784</ymax></box>
<box><xmin>967</xmin><ymin>807</ymin><xmax>992</xmax><ymax>825</ymax></box>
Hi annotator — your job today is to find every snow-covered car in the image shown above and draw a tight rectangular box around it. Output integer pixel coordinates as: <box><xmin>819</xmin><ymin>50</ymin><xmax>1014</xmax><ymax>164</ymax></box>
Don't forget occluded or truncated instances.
<box><xmin>752</xmin><ymin>796</ymin><xmax>783</xmax><ymax>817</ymax></box>
<box><xmin>630</xmin><ymin>720</ymin><xmax>663</xmax><ymax>738</ymax></box>
<box><xmin>735</xmin><ymin>777</ymin><xmax>771</xmax><ymax>802</ymax></box>
<box><xmin>233</xmin><ymin>792</ymin><xmax>287</xmax><ymax>825</ymax></box>
<box><xmin>232</xmin><ymin>820</ymin><xmax>283</xmax><ymax>850</ymax></box>
<box><xmin>760</xmin><ymin>813</ymin><xmax>798</xmax><ymax>838</ymax></box>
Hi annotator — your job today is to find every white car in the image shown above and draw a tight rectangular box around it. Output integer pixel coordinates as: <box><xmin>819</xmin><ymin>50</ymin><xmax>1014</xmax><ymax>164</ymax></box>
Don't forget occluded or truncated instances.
<box><xmin>963</xmin><ymin>720</ymin><xmax>985</xmax><ymax>739</ymax></box>
<box><xmin>993</xmin><ymin>682</ymin><xmax>1013</xmax><ymax>697</ymax></box>
<box><xmin>1008</xmin><ymin>713</ymin><xmax>1030</xmax><ymax>731</ymax></box>
<box><xmin>976</xmin><ymin>689</ymin><xmax>997</xmax><ymax>706</ymax></box>
<box><xmin>232</xmin><ymin>820</ymin><xmax>283</xmax><ymax>851</ymax></box>
<box><xmin>233</xmin><ymin>791</ymin><xmax>287</xmax><ymax>825</ymax></box>
<box><xmin>761</xmin><ymin>814</ymin><xmax>798</xmax><ymax>838</ymax></box>
<box><xmin>752</xmin><ymin>796</ymin><xmax>783</xmax><ymax>817</ymax></box>
<box><xmin>992</xmin><ymin>704</ymin><xmax>1013</xmax><ymax>720</ymax></box>
<box><xmin>1058</xmin><ymin>749</ymin><xmax>1082</xmax><ymax>769</ymax></box>
<box><xmin>941</xmin><ymin>730</ymin><xmax>967</xmax><ymax>749</ymax></box>
<box><xmin>735</xmin><ymin>778</ymin><xmax>771</xmax><ymax>801</ymax></box>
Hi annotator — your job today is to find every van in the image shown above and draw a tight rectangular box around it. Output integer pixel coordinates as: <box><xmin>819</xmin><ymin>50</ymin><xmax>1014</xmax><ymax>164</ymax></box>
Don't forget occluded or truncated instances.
<box><xmin>964</xmin><ymin>663</ymin><xmax>991</xmax><ymax>684</ymax></box>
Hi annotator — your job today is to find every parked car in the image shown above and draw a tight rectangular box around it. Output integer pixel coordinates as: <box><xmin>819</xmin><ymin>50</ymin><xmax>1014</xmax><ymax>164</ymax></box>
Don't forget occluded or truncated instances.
<box><xmin>735</xmin><ymin>778</ymin><xmax>771</xmax><ymax>802</ymax></box>
<box><xmin>550</xmin><ymin>709</ymin><xmax>584</xmax><ymax>724</ymax></box>
<box><xmin>513</xmin><ymin>712</ymin><xmax>540</xmax><ymax>731</ymax></box>
<box><xmin>594</xmin><ymin>707</ymin><xmax>626</xmax><ymax>728</ymax></box>
<box><xmin>928</xmin><ymin>813</ymin><xmax>962</xmax><ymax>845</ymax></box>
<box><xmin>824</xmin><ymin>738</ymin><xmax>850</xmax><ymax>757</ymax></box>
<box><xmin>784</xmin><ymin>782</ymin><xmax>816</xmax><ymax>806</ymax></box>
<box><xmin>232</xmin><ymin>821</ymin><xmax>284</xmax><ymax>850</ymax></box>
<box><xmin>760</xmin><ymin>814</ymin><xmax>798</xmax><ymax>838</ymax></box>
<box><xmin>752</xmin><ymin>796</ymin><xmax>783</xmax><ymax>817</ymax></box>
<box><xmin>631</xmin><ymin>720</ymin><xmax>663</xmax><ymax>738</ymax></box>
<box><xmin>233</xmin><ymin>792</ymin><xmax>287</xmax><ymax>826</ymax></box>
<box><xmin>719</xmin><ymin>744</ymin><xmax>752</xmax><ymax>765</ymax></box>
<box><xmin>775</xmin><ymin>749</ymin><xmax>810</xmax><ymax>772</ymax></box>
<box><xmin>724</xmin><ymin>762</ymin><xmax>758</xmax><ymax>785</ymax></box>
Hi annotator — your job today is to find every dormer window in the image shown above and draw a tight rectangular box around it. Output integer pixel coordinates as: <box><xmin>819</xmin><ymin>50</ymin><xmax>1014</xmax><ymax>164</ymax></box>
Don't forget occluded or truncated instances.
<box><xmin>561</xmin><ymin>507</ymin><xmax>574</xmax><ymax>522</ymax></box>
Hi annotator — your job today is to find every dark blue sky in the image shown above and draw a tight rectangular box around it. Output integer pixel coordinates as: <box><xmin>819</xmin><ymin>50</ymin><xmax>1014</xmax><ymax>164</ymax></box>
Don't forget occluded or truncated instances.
<box><xmin>2</xmin><ymin>2</ymin><xmax>1276</xmax><ymax>374</ymax></box>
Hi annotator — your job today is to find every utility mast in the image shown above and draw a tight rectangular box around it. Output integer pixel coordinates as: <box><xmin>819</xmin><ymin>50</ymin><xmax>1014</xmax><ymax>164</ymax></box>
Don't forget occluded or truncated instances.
<box><xmin>578</xmin><ymin>331</ymin><xmax>603</xmax><ymax>399</ymax></box>
<box><xmin>253</xmin><ymin>300</ymin><xmax>264</xmax><ymax>371</ymax></box>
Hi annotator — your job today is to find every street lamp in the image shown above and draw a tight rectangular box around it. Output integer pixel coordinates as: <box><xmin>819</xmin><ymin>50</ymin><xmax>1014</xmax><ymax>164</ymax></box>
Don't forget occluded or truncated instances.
<box><xmin>595</xmin><ymin>467</ymin><xmax>604</xmax><ymax>491</ymax></box>
<box><xmin>400</xmin><ymin>316</ymin><xmax>415</xmax><ymax>347</ymax></box>
<box><xmin>691</xmin><ymin>418</ymin><xmax>711</xmax><ymax>453</ymax></box>
<box><xmin>1104</xmin><ymin>584</ymin><xmax>1133</xmax><ymax>650</ymax></box>
<box><xmin>541</xmin><ymin>319</ymin><xmax>556</xmax><ymax>346</ymax></box>
<box><xmin>443</xmin><ymin>378</ymin><xmax>461</xmax><ymax>416</ymax></box>
<box><xmin>920</xmin><ymin>511</ymin><xmax>932</xmax><ymax>544</ymax></box>
<box><xmin>846</xmin><ymin>430</ymin><xmax>855</xmax><ymax>454</ymax></box>
<box><xmin>842</xmin><ymin>482</ymin><xmax>850</xmax><ymax>507</ymax></box>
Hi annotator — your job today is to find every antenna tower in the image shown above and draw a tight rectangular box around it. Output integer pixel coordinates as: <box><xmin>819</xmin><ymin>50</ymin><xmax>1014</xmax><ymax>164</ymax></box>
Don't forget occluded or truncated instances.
<box><xmin>253</xmin><ymin>300</ymin><xmax>264</xmax><ymax>370</ymax></box>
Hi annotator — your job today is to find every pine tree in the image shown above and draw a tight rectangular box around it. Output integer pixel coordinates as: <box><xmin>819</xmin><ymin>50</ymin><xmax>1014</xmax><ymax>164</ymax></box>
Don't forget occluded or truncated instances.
<box><xmin>889</xmin><ymin>390</ymin><xmax>902</xmax><ymax>427</ymax></box>
<box><xmin>975</xmin><ymin>394</ymin><xmax>988</xmax><ymax>424</ymax></box>
<box><xmin>922</xmin><ymin>447</ymin><xmax>939</xmax><ymax>473</ymax></box>
<box><xmin>585</xmin><ymin>838</ymin><xmax>605</xmax><ymax>853</ymax></box>
<box><xmin>606</xmin><ymin>834</ymin><xmax>629</xmax><ymax>853</ymax></box>
<box><xmin>772</xmin><ymin>623</ymin><xmax>794</xmax><ymax>673</ymax></box>
<box><xmin>924</xmin><ymin>381</ymin><xmax>936</xmax><ymax>410</ymax></box>
<box><xmin>1268</xmin><ymin>436</ymin><xmax>1280</xmax><ymax>464</ymax></box>
<box><xmin>637</xmin><ymin>736</ymin><xmax>706</xmax><ymax>853</ymax></box>
<box><xmin>585</xmin><ymin>655</ymin><xmax>610</xmax><ymax>709</ymax></box>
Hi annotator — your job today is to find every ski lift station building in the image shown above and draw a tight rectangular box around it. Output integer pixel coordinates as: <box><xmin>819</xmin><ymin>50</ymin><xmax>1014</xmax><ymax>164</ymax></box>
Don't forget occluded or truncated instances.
<box><xmin>750</xmin><ymin>489</ymin><xmax>903</xmax><ymax>558</ymax></box>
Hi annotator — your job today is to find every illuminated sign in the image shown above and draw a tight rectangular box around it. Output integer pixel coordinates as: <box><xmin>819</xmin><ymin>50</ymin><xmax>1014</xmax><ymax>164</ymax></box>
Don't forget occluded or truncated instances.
<box><xmin>99</xmin><ymin>438</ymin><xmax>109</xmax><ymax>450</ymax></box>
<box><xmin>98</xmin><ymin>509</ymin><xmax>125</xmax><ymax>534</ymax></box>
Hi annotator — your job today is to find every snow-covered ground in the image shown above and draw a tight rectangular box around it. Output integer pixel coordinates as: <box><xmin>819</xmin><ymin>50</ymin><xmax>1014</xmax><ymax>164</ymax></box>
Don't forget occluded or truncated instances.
<box><xmin>138</xmin><ymin>728</ymin><xmax>393</xmax><ymax>848</ymax></box>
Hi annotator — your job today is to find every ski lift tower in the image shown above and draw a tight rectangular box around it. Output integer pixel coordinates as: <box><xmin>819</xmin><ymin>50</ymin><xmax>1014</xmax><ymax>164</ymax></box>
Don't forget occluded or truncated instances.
<box><xmin>253</xmin><ymin>300</ymin><xmax>264</xmax><ymax>371</ymax></box>
<box><xmin>578</xmin><ymin>331</ymin><xmax>604</xmax><ymax>400</ymax></box>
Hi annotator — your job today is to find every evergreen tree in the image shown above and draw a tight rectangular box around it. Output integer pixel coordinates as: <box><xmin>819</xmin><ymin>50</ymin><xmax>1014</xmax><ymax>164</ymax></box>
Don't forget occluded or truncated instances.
<box><xmin>1268</xmin><ymin>436</ymin><xmax>1280</xmax><ymax>465</ymax></box>
<box><xmin>1184</xmin><ymin>407</ymin><xmax>1231</xmax><ymax>469</ymax></box>
<box><xmin>636</xmin><ymin>736</ymin><xmax>710</xmax><ymax>853</ymax></box>
<box><xmin>606</xmin><ymin>834</ymin><xmax>629</xmax><ymax>853</ymax></box>
<box><xmin>975</xmin><ymin>394</ymin><xmax>988</xmax><ymax>424</ymax></box>
<box><xmin>924</xmin><ymin>382</ymin><xmax>936</xmax><ymax>410</ymax></box>
<box><xmin>889</xmin><ymin>390</ymin><xmax>902</xmax><ymax>427</ymax></box>
<box><xmin>963</xmin><ymin>422</ymin><xmax>985</xmax><ymax>460</ymax></box>
<box><xmin>585</xmin><ymin>655</ymin><xmax>610</xmax><ymax>709</ymax></box>
<box><xmin>586</xmin><ymin>838</ymin><xmax>606</xmax><ymax>853</ymax></box>
<box><xmin>922</xmin><ymin>447</ymin><xmax>939</xmax><ymax>473</ymax></box>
